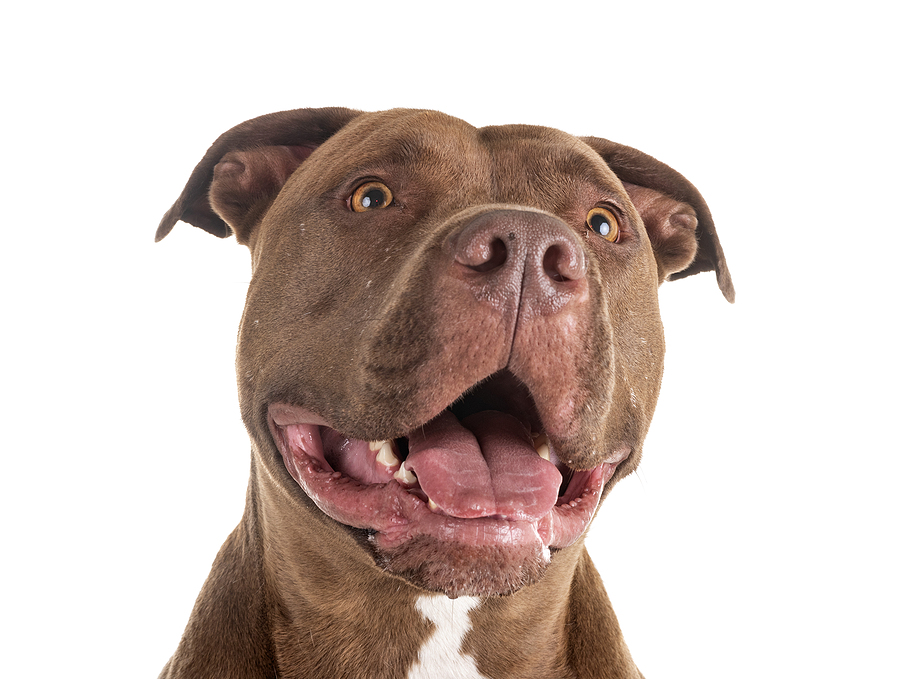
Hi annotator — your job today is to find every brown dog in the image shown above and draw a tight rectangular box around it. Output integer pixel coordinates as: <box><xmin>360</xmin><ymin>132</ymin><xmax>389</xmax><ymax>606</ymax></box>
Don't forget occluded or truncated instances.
<box><xmin>156</xmin><ymin>107</ymin><xmax>733</xmax><ymax>679</ymax></box>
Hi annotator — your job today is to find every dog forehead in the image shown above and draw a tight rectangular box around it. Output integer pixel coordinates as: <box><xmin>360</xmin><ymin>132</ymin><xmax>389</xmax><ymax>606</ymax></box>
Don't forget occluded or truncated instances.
<box><xmin>305</xmin><ymin>110</ymin><xmax>620</xmax><ymax>196</ymax></box>
<box><xmin>328</xmin><ymin>109</ymin><xmax>482</xmax><ymax>163</ymax></box>
<box><xmin>478</xmin><ymin>124</ymin><xmax>619</xmax><ymax>182</ymax></box>
<box><xmin>294</xmin><ymin>109</ymin><xmax>488</xmax><ymax>191</ymax></box>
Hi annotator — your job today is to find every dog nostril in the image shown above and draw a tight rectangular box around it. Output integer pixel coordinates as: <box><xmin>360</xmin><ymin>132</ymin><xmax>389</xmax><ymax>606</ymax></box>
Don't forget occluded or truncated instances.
<box><xmin>461</xmin><ymin>237</ymin><xmax>508</xmax><ymax>273</ymax></box>
<box><xmin>543</xmin><ymin>244</ymin><xmax>584</xmax><ymax>282</ymax></box>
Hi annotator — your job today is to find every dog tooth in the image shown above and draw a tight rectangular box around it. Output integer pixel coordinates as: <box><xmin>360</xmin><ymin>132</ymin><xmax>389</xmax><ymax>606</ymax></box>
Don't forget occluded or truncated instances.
<box><xmin>532</xmin><ymin>433</ymin><xmax>551</xmax><ymax>462</ymax></box>
<box><xmin>428</xmin><ymin>498</ymin><xmax>440</xmax><ymax>512</ymax></box>
<box><xmin>393</xmin><ymin>462</ymin><xmax>418</xmax><ymax>486</ymax></box>
<box><xmin>373</xmin><ymin>441</ymin><xmax>400</xmax><ymax>468</ymax></box>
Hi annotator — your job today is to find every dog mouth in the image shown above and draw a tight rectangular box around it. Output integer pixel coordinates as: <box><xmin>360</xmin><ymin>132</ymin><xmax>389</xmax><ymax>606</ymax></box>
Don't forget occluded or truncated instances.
<box><xmin>269</xmin><ymin>370</ymin><xmax>626</xmax><ymax>546</ymax></box>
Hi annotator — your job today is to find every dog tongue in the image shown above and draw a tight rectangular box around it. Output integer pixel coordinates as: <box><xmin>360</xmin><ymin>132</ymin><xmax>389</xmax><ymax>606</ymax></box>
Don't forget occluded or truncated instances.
<box><xmin>405</xmin><ymin>410</ymin><xmax>562</xmax><ymax>521</ymax></box>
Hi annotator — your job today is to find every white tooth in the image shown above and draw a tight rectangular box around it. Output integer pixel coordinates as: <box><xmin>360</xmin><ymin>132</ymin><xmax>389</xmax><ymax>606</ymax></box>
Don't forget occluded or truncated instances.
<box><xmin>428</xmin><ymin>498</ymin><xmax>440</xmax><ymax>512</ymax></box>
<box><xmin>393</xmin><ymin>462</ymin><xmax>418</xmax><ymax>486</ymax></box>
<box><xmin>374</xmin><ymin>441</ymin><xmax>399</xmax><ymax>468</ymax></box>
<box><xmin>532</xmin><ymin>433</ymin><xmax>551</xmax><ymax>462</ymax></box>
<box><xmin>369</xmin><ymin>439</ymin><xmax>387</xmax><ymax>452</ymax></box>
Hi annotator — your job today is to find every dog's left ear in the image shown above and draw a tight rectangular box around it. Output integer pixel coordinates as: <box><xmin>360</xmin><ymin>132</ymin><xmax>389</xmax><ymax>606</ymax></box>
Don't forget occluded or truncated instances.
<box><xmin>156</xmin><ymin>107</ymin><xmax>362</xmax><ymax>244</ymax></box>
<box><xmin>581</xmin><ymin>137</ymin><xmax>734</xmax><ymax>302</ymax></box>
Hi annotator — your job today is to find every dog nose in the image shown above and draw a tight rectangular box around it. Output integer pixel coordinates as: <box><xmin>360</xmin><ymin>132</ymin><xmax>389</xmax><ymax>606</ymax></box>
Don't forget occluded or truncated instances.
<box><xmin>451</xmin><ymin>210</ymin><xmax>586</xmax><ymax>282</ymax></box>
<box><xmin>447</xmin><ymin>209</ymin><xmax>587</xmax><ymax>312</ymax></box>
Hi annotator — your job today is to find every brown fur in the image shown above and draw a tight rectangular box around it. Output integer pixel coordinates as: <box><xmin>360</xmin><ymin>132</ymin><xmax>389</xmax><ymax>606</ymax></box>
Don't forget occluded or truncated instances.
<box><xmin>156</xmin><ymin>107</ymin><xmax>732</xmax><ymax>678</ymax></box>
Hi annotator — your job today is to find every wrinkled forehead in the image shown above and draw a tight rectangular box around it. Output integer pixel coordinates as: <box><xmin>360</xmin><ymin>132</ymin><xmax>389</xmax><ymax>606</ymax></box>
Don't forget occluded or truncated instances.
<box><xmin>304</xmin><ymin>109</ymin><xmax>485</xmax><ymax>181</ymax></box>
<box><xmin>303</xmin><ymin>109</ymin><xmax>620</xmax><ymax>195</ymax></box>
<box><xmin>477</xmin><ymin>123</ymin><xmax>625</xmax><ymax>202</ymax></box>
<box><xmin>479</xmin><ymin>123</ymin><xmax>617</xmax><ymax>178</ymax></box>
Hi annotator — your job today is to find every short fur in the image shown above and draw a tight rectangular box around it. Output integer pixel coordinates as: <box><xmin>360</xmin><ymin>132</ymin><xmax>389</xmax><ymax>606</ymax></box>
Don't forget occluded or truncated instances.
<box><xmin>156</xmin><ymin>107</ymin><xmax>732</xmax><ymax>678</ymax></box>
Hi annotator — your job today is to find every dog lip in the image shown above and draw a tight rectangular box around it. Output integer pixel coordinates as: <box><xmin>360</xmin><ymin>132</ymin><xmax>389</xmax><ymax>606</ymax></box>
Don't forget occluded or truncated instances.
<box><xmin>600</xmin><ymin>444</ymin><xmax>631</xmax><ymax>467</ymax></box>
<box><xmin>269</xmin><ymin>403</ymin><xmax>333</xmax><ymax>428</ymax></box>
<box><xmin>266</xmin><ymin>402</ymin><xmax>622</xmax><ymax>551</ymax></box>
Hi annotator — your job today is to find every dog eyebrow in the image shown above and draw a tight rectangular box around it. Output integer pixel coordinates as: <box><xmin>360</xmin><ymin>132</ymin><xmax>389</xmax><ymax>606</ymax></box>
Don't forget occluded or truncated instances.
<box><xmin>328</xmin><ymin>134</ymin><xmax>476</xmax><ymax>191</ymax></box>
<box><xmin>383</xmin><ymin>134</ymin><xmax>468</xmax><ymax>169</ymax></box>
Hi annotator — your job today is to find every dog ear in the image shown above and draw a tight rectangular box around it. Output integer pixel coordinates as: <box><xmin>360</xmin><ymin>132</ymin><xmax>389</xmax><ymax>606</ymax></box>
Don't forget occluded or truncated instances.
<box><xmin>581</xmin><ymin>137</ymin><xmax>734</xmax><ymax>302</ymax></box>
<box><xmin>156</xmin><ymin>107</ymin><xmax>362</xmax><ymax>244</ymax></box>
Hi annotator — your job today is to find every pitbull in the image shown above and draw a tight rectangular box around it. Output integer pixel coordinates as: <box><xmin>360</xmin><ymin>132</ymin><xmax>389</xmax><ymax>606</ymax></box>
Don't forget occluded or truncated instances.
<box><xmin>155</xmin><ymin>107</ymin><xmax>733</xmax><ymax>678</ymax></box>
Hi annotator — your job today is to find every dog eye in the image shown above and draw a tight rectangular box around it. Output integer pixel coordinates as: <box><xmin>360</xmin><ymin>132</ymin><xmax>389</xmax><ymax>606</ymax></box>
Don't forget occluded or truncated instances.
<box><xmin>586</xmin><ymin>207</ymin><xmax>619</xmax><ymax>242</ymax></box>
<box><xmin>350</xmin><ymin>181</ymin><xmax>393</xmax><ymax>212</ymax></box>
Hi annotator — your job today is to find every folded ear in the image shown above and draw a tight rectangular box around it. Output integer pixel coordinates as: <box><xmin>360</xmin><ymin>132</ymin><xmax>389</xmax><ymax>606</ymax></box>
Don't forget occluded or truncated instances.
<box><xmin>156</xmin><ymin>107</ymin><xmax>362</xmax><ymax>244</ymax></box>
<box><xmin>581</xmin><ymin>137</ymin><xmax>734</xmax><ymax>302</ymax></box>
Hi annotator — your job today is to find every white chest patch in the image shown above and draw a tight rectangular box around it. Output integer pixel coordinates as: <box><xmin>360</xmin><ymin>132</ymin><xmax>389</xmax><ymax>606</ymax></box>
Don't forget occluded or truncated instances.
<box><xmin>406</xmin><ymin>595</ymin><xmax>489</xmax><ymax>679</ymax></box>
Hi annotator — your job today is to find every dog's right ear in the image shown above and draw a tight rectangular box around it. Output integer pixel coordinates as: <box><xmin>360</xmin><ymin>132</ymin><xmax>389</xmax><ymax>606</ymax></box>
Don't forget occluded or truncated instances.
<box><xmin>581</xmin><ymin>136</ymin><xmax>734</xmax><ymax>303</ymax></box>
<box><xmin>156</xmin><ymin>107</ymin><xmax>362</xmax><ymax>244</ymax></box>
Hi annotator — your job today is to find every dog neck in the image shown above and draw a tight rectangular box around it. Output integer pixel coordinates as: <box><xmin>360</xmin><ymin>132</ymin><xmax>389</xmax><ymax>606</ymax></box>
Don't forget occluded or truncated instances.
<box><xmin>263</xmin><ymin>556</ymin><xmax>579</xmax><ymax>679</ymax></box>
<box><xmin>407</xmin><ymin>596</ymin><xmax>486</xmax><ymax>678</ymax></box>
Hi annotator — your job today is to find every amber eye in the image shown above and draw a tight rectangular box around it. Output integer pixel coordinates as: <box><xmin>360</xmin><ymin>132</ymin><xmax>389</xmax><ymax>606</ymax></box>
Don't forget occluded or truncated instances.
<box><xmin>586</xmin><ymin>206</ymin><xmax>620</xmax><ymax>242</ymax></box>
<box><xmin>350</xmin><ymin>181</ymin><xmax>393</xmax><ymax>212</ymax></box>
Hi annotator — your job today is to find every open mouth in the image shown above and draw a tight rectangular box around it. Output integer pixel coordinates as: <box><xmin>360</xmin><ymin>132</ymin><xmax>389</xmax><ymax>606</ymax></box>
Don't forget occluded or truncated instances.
<box><xmin>268</xmin><ymin>370</ymin><xmax>627</xmax><ymax>559</ymax></box>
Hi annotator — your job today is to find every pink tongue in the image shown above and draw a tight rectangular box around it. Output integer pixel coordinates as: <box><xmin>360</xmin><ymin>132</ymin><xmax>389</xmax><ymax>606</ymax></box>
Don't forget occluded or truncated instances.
<box><xmin>405</xmin><ymin>410</ymin><xmax>562</xmax><ymax>521</ymax></box>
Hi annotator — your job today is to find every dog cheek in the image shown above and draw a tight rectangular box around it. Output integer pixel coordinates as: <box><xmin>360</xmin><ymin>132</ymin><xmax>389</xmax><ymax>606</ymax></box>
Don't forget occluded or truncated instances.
<box><xmin>354</xmin><ymin>277</ymin><xmax>510</xmax><ymax>437</ymax></box>
<box><xmin>611</xmin><ymin>276</ymin><xmax>666</xmax><ymax>444</ymax></box>
<box><xmin>533</xmin><ymin>271</ymin><xmax>612</xmax><ymax>469</ymax></box>
<box><xmin>571</xmin><ymin>264</ymin><xmax>664</xmax><ymax>470</ymax></box>
<box><xmin>353</xmin><ymin>306</ymin><xmax>442</xmax><ymax>434</ymax></box>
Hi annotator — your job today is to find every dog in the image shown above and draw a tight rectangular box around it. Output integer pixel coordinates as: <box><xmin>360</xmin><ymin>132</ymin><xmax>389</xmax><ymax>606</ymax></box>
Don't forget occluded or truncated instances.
<box><xmin>155</xmin><ymin>107</ymin><xmax>733</xmax><ymax>678</ymax></box>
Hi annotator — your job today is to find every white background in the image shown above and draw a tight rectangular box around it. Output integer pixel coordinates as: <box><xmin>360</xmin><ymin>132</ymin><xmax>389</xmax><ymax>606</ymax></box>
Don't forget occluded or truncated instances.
<box><xmin>3</xmin><ymin>1</ymin><xmax>897</xmax><ymax>677</ymax></box>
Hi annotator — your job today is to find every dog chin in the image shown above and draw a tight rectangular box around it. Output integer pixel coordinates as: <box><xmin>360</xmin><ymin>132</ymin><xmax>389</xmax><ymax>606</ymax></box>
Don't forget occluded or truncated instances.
<box><xmin>372</xmin><ymin>534</ymin><xmax>551</xmax><ymax>598</ymax></box>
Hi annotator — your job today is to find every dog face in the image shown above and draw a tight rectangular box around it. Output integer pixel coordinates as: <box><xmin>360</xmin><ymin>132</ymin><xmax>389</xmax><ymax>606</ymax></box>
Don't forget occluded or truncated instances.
<box><xmin>158</xmin><ymin>108</ymin><xmax>732</xmax><ymax>598</ymax></box>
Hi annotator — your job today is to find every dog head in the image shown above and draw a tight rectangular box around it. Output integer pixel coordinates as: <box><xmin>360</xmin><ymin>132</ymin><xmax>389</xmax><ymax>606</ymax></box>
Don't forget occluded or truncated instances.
<box><xmin>158</xmin><ymin>108</ymin><xmax>732</xmax><ymax>598</ymax></box>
